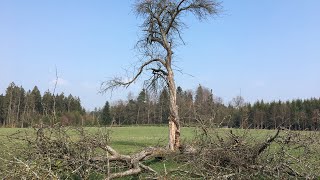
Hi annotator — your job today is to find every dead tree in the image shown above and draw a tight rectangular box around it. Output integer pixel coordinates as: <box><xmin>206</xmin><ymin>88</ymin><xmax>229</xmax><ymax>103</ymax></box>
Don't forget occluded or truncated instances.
<box><xmin>101</xmin><ymin>0</ymin><xmax>221</xmax><ymax>151</ymax></box>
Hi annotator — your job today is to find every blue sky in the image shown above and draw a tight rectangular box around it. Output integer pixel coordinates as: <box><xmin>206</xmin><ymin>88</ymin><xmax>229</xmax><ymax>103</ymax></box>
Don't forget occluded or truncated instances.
<box><xmin>0</xmin><ymin>0</ymin><xmax>319</xmax><ymax>110</ymax></box>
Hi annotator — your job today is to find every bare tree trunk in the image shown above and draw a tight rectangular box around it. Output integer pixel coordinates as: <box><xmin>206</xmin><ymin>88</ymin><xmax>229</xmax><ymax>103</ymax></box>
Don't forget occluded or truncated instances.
<box><xmin>52</xmin><ymin>96</ymin><xmax>56</xmax><ymax>126</ymax></box>
<box><xmin>22</xmin><ymin>100</ymin><xmax>28</xmax><ymax>128</ymax></box>
<box><xmin>153</xmin><ymin>104</ymin><xmax>157</xmax><ymax>124</ymax></box>
<box><xmin>16</xmin><ymin>95</ymin><xmax>21</xmax><ymax>128</ymax></box>
<box><xmin>137</xmin><ymin>106</ymin><xmax>140</xmax><ymax>125</ymax></box>
<box><xmin>68</xmin><ymin>100</ymin><xmax>71</xmax><ymax>113</ymax></box>
<box><xmin>6</xmin><ymin>90</ymin><xmax>13</xmax><ymax>127</ymax></box>
<box><xmin>167</xmin><ymin>67</ymin><xmax>180</xmax><ymax>151</ymax></box>
<box><xmin>147</xmin><ymin>102</ymin><xmax>150</xmax><ymax>124</ymax></box>
<box><xmin>12</xmin><ymin>102</ymin><xmax>16</xmax><ymax>127</ymax></box>
<box><xmin>160</xmin><ymin>104</ymin><xmax>163</xmax><ymax>124</ymax></box>
<box><xmin>81</xmin><ymin>117</ymin><xmax>84</xmax><ymax>126</ymax></box>
<box><xmin>118</xmin><ymin>110</ymin><xmax>121</xmax><ymax>125</ymax></box>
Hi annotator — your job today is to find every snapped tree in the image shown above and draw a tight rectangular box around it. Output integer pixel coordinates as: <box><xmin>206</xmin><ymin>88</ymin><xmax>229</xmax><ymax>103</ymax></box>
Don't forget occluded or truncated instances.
<box><xmin>101</xmin><ymin>0</ymin><xmax>220</xmax><ymax>150</ymax></box>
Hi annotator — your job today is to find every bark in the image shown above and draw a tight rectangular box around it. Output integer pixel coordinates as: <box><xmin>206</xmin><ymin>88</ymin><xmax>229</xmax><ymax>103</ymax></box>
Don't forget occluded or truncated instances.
<box><xmin>167</xmin><ymin>65</ymin><xmax>180</xmax><ymax>150</ymax></box>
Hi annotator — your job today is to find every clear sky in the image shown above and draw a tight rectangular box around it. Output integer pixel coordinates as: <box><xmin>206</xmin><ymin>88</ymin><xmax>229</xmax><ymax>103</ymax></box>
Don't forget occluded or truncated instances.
<box><xmin>0</xmin><ymin>0</ymin><xmax>319</xmax><ymax>110</ymax></box>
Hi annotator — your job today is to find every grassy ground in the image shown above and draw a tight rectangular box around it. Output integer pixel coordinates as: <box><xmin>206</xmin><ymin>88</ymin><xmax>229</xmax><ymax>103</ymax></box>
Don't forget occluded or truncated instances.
<box><xmin>0</xmin><ymin>126</ymin><xmax>285</xmax><ymax>154</ymax></box>
<box><xmin>85</xmin><ymin>126</ymin><xmax>196</xmax><ymax>154</ymax></box>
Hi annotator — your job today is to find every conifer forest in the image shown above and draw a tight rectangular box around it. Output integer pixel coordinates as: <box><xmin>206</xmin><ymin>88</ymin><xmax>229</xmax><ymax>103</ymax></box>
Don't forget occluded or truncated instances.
<box><xmin>1</xmin><ymin>82</ymin><xmax>319</xmax><ymax>130</ymax></box>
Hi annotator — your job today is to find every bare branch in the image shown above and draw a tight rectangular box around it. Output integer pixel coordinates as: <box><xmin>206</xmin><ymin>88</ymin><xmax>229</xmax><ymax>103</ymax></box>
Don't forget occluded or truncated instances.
<box><xmin>150</xmin><ymin>67</ymin><xmax>168</xmax><ymax>76</ymax></box>
<box><xmin>52</xmin><ymin>66</ymin><xmax>58</xmax><ymax>126</ymax></box>
<box><xmin>100</xmin><ymin>58</ymin><xmax>165</xmax><ymax>93</ymax></box>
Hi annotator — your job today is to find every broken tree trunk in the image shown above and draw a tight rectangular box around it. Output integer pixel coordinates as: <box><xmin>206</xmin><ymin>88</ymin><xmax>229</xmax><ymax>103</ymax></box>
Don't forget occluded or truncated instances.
<box><xmin>91</xmin><ymin>145</ymin><xmax>168</xmax><ymax>179</ymax></box>
<box><xmin>167</xmin><ymin>64</ymin><xmax>181</xmax><ymax>151</ymax></box>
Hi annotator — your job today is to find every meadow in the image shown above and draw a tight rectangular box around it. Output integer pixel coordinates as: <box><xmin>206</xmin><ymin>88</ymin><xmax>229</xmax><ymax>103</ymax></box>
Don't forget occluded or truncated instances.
<box><xmin>0</xmin><ymin>126</ymin><xmax>281</xmax><ymax>153</ymax></box>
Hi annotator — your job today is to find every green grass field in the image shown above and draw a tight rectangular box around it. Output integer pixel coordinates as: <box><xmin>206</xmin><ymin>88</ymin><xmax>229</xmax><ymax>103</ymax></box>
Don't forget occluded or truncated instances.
<box><xmin>0</xmin><ymin>126</ymin><xmax>294</xmax><ymax>154</ymax></box>
<box><xmin>0</xmin><ymin>126</ymin><xmax>196</xmax><ymax>157</ymax></box>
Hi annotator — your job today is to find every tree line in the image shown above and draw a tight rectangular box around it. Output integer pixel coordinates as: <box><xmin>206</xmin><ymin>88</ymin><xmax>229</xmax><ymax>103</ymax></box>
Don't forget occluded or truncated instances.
<box><xmin>0</xmin><ymin>82</ymin><xmax>85</xmax><ymax>127</ymax></box>
<box><xmin>95</xmin><ymin>85</ymin><xmax>320</xmax><ymax>130</ymax></box>
<box><xmin>1</xmin><ymin>82</ymin><xmax>319</xmax><ymax>130</ymax></box>
<box><xmin>238</xmin><ymin>98</ymin><xmax>320</xmax><ymax>130</ymax></box>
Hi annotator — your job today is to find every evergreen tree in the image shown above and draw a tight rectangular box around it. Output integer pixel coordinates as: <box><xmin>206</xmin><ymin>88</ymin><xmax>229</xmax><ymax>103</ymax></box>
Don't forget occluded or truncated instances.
<box><xmin>158</xmin><ymin>88</ymin><xmax>169</xmax><ymax>124</ymax></box>
<box><xmin>101</xmin><ymin>101</ymin><xmax>111</xmax><ymax>125</ymax></box>
<box><xmin>16</xmin><ymin>86</ymin><xmax>26</xmax><ymax>127</ymax></box>
<box><xmin>42</xmin><ymin>90</ymin><xmax>53</xmax><ymax>116</ymax></box>
<box><xmin>2</xmin><ymin>81</ymin><xmax>320</xmax><ymax>129</ymax></box>
<box><xmin>4</xmin><ymin>82</ymin><xmax>16</xmax><ymax>126</ymax></box>
<box><xmin>55</xmin><ymin>93</ymin><xmax>65</xmax><ymax>113</ymax></box>
<box><xmin>137</xmin><ymin>89</ymin><xmax>147</xmax><ymax>103</ymax></box>
<box><xmin>0</xmin><ymin>94</ymin><xmax>5</xmax><ymax>125</ymax></box>
<box><xmin>195</xmin><ymin>84</ymin><xmax>204</xmax><ymax>108</ymax></box>
<box><xmin>137</xmin><ymin>89</ymin><xmax>147</xmax><ymax>123</ymax></box>
<box><xmin>31</xmin><ymin>86</ymin><xmax>42</xmax><ymax>114</ymax></box>
<box><xmin>183</xmin><ymin>90</ymin><xmax>194</xmax><ymax>125</ymax></box>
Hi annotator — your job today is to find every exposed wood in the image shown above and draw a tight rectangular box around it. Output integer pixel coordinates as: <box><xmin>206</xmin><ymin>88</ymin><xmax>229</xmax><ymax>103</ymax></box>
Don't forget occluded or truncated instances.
<box><xmin>89</xmin><ymin>146</ymin><xmax>167</xmax><ymax>179</ymax></box>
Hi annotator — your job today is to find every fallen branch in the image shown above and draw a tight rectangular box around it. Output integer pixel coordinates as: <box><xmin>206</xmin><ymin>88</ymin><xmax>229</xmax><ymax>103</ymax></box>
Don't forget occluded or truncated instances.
<box><xmin>251</xmin><ymin>128</ymin><xmax>280</xmax><ymax>160</ymax></box>
<box><xmin>92</xmin><ymin>146</ymin><xmax>165</xmax><ymax>179</ymax></box>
